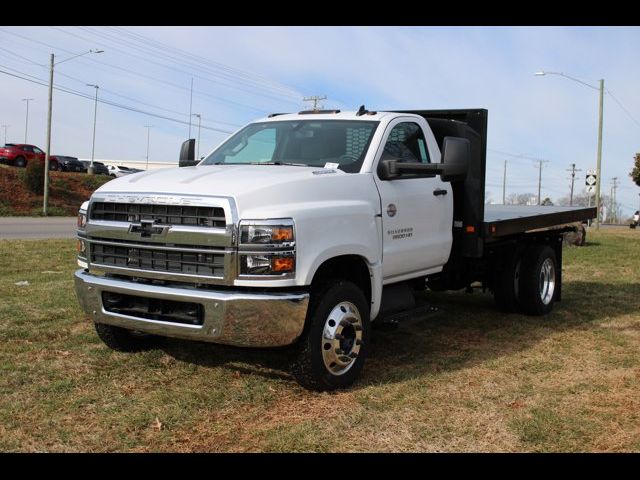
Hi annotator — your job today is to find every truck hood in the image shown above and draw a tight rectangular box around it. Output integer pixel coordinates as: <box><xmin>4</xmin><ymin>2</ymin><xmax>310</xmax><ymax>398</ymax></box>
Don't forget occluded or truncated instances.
<box><xmin>93</xmin><ymin>164</ymin><xmax>377</xmax><ymax>219</ymax></box>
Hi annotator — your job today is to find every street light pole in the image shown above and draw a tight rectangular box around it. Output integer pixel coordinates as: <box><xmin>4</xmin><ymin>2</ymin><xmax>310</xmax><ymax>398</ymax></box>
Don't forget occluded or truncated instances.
<box><xmin>42</xmin><ymin>49</ymin><xmax>103</xmax><ymax>216</ymax></box>
<box><xmin>22</xmin><ymin>98</ymin><xmax>34</xmax><ymax>143</ymax></box>
<box><xmin>535</xmin><ymin>70</ymin><xmax>604</xmax><ymax>229</ymax></box>
<box><xmin>1</xmin><ymin>125</ymin><xmax>8</xmax><ymax>144</ymax></box>
<box><xmin>144</xmin><ymin>125</ymin><xmax>153</xmax><ymax>169</ymax></box>
<box><xmin>87</xmin><ymin>84</ymin><xmax>99</xmax><ymax>175</ymax></box>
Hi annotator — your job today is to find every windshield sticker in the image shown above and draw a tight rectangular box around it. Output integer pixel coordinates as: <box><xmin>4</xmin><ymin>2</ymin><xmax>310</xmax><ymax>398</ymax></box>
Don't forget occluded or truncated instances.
<box><xmin>323</xmin><ymin>162</ymin><xmax>339</xmax><ymax>169</ymax></box>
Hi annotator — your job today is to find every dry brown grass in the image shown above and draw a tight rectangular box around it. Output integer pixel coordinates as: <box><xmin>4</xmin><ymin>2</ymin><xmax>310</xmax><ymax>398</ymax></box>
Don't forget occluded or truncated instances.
<box><xmin>1</xmin><ymin>227</ymin><xmax>639</xmax><ymax>451</ymax></box>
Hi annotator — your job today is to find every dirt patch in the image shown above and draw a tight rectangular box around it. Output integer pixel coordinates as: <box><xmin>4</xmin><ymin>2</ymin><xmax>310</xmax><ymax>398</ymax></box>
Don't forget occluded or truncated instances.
<box><xmin>0</xmin><ymin>164</ymin><xmax>112</xmax><ymax>215</ymax></box>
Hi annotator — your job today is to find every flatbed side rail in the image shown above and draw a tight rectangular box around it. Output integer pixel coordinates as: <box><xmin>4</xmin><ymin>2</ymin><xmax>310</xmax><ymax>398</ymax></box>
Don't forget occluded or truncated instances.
<box><xmin>483</xmin><ymin>206</ymin><xmax>597</xmax><ymax>239</ymax></box>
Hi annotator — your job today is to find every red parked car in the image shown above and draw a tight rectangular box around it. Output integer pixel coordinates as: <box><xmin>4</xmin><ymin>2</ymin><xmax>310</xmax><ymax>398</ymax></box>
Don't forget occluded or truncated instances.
<box><xmin>0</xmin><ymin>143</ymin><xmax>61</xmax><ymax>170</ymax></box>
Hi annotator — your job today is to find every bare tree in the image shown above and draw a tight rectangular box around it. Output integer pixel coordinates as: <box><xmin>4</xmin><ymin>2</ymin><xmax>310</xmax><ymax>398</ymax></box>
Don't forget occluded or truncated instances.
<box><xmin>505</xmin><ymin>192</ymin><xmax>538</xmax><ymax>205</ymax></box>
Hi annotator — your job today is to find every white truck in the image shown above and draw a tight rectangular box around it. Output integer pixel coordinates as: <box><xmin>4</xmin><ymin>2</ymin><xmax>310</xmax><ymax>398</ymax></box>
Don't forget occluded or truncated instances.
<box><xmin>74</xmin><ymin>108</ymin><xmax>595</xmax><ymax>390</ymax></box>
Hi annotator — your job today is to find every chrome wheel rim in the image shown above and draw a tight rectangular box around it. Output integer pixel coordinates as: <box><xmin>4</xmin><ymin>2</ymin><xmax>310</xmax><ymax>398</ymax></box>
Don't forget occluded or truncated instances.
<box><xmin>539</xmin><ymin>258</ymin><xmax>556</xmax><ymax>305</ymax></box>
<box><xmin>321</xmin><ymin>301</ymin><xmax>363</xmax><ymax>376</ymax></box>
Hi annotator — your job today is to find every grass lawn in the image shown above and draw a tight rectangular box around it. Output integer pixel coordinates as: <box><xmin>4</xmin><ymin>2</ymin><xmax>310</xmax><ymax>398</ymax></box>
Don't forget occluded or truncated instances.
<box><xmin>0</xmin><ymin>228</ymin><xmax>639</xmax><ymax>452</ymax></box>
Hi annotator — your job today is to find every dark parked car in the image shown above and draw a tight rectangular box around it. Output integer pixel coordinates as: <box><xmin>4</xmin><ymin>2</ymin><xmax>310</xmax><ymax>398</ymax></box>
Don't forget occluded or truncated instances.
<box><xmin>51</xmin><ymin>155</ymin><xmax>85</xmax><ymax>172</ymax></box>
<box><xmin>80</xmin><ymin>160</ymin><xmax>110</xmax><ymax>175</ymax></box>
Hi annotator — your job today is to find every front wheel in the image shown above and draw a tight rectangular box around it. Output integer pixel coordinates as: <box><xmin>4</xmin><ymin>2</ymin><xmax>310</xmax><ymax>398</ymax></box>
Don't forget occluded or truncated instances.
<box><xmin>14</xmin><ymin>156</ymin><xmax>26</xmax><ymax>168</ymax></box>
<box><xmin>94</xmin><ymin>323</ymin><xmax>162</xmax><ymax>352</ymax></box>
<box><xmin>291</xmin><ymin>281</ymin><xmax>370</xmax><ymax>391</ymax></box>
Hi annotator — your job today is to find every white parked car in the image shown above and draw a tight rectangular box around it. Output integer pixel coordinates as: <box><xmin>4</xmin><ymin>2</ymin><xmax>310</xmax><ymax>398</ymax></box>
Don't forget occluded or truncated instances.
<box><xmin>107</xmin><ymin>165</ymin><xmax>136</xmax><ymax>178</ymax></box>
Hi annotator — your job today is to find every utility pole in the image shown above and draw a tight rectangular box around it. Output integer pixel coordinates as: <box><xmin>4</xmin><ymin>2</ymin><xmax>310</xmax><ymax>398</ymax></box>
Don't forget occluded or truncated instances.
<box><xmin>566</xmin><ymin>163</ymin><xmax>582</xmax><ymax>206</ymax></box>
<box><xmin>43</xmin><ymin>49</ymin><xmax>103</xmax><ymax>215</ymax></box>
<box><xmin>303</xmin><ymin>95</ymin><xmax>327</xmax><ymax>110</ymax></box>
<box><xmin>595</xmin><ymin>79</ymin><xmax>604</xmax><ymax>229</ymax></box>
<box><xmin>502</xmin><ymin>159</ymin><xmax>507</xmax><ymax>204</ymax></box>
<box><xmin>43</xmin><ymin>54</ymin><xmax>54</xmax><ymax>216</ymax></box>
<box><xmin>535</xmin><ymin>158</ymin><xmax>549</xmax><ymax>206</ymax></box>
<box><xmin>611</xmin><ymin>177</ymin><xmax>619</xmax><ymax>224</ymax></box>
<box><xmin>188</xmin><ymin>78</ymin><xmax>194</xmax><ymax>139</ymax></box>
<box><xmin>144</xmin><ymin>125</ymin><xmax>153</xmax><ymax>169</ymax></box>
<box><xmin>22</xmin><ymin>98</ymin><xmax>34</xmax><ymax>143</ymax></box>
<box><xmin>192</xmin><ymin>114</ymin><xmax>202</xmax><ymax>160</ymax></box>
<box><xmin>1</xmin><ymin>125</ymin><xmax>8</xmax><ymax>144</ymax></box>
<box><xmin>87</xmin><ymin>84</ymin><xmax>99</xmax><ymax>175</ymax></box>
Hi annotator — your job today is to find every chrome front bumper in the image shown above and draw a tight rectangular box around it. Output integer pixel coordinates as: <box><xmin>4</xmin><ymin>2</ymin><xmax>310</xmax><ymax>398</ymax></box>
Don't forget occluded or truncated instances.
<box><xmin>73</xmin><ymin>269</ymin><xmax>309</xmax><ymax>347</ymax></box>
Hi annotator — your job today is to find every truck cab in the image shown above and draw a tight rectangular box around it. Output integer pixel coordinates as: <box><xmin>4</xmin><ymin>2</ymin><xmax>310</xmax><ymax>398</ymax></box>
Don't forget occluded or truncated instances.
<box><xmin>74</xmin><ymin>108</ymin><xmax>595</xmax><ymax>390</ymax></box>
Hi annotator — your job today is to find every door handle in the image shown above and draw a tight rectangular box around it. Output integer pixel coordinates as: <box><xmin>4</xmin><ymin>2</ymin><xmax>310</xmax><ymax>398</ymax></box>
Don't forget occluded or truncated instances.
<box><xmin>433</xmin><ymin>188</ymin><xmax>448</xmax><ymax>196</ymax></box>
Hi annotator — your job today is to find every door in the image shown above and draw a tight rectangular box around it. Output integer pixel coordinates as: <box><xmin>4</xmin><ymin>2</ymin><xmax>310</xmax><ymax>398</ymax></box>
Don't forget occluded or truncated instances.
<box><xmin>32</xmin><ymin>146</ymin><xmax>45</xmax><ymax>161</ymax></box>
<box><xmin>373</xmin><ymin>119</ymin><xmax>453</xmax><ymax>281</ymax></box>
<box><xmin>21</xmin><ymin>145</ymin><xmax>35</xmax><ymax>161</ymax></box>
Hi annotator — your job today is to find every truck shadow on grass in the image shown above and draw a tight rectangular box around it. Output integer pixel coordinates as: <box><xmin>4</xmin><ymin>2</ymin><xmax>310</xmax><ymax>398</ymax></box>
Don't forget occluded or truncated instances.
<box><xmin>160</xmin><ymin>280</ymin><xmax>640</xmax><ymax>389</ymax></box>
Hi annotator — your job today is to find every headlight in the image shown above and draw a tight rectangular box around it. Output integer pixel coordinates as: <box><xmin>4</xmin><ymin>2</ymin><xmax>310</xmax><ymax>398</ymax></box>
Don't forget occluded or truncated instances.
<box><xmin>240</xmin><ymin>223</ymin><xmax>294</xmax><ymax>245</ymax></box>
<box><xmin>240</xmin><ymin>253</ymin><xmax>295</xmax><ymax>275</ymax></box>
<box><xmin>77</xmin><ymin>211</ymin><xmax>87</xmax><ymax>228</ymax></box>
<box><xmin>238</xmin><ymin>219</ymin><xmax>295</xmax><ymax>277</ymax></box>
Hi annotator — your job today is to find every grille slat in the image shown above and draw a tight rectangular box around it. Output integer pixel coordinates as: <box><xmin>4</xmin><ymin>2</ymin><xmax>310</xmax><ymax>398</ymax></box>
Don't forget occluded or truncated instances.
<box><xmin>90</xmin><ymin>202</ymin><xmax>226</xmax><ymax>228</ymax></box>
<box><xmin>91</xmin><ymin>243</ymin><xmax>225</xmax><ymax>277</ymax></box>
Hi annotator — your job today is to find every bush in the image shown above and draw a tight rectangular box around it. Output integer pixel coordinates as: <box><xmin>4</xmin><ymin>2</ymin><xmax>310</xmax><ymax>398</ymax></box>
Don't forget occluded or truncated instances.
<box><xmin>81</xmin><ymin>174</ymin><xmax>112</xmax><ymax>191</ymax></box>
<box><xmin>23</xmin><ymin>158</ymin><xmax>45</xmax><ymax>195</ymax></box>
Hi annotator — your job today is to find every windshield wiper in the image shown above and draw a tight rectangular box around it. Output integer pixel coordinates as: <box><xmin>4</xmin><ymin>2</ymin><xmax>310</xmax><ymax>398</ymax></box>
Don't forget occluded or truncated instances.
<box><xmin>248</xmin><ymin>161</ymin><xmax>309</xmax><ymax>167</ymax></box>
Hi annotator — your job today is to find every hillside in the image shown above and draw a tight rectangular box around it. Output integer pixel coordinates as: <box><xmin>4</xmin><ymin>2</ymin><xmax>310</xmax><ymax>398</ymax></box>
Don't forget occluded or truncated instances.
<box><xmin>0</xmin><ymin>164</ymin><xmax>114</xmax><ymax>216</ymax></box>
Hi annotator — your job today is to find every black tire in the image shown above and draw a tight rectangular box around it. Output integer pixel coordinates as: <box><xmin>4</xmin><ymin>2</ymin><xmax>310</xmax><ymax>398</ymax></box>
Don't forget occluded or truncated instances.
<box><xmin>493</xmin><ymin>246</ymin><xmax>524</xmax><ymax>313</ymax></box>
<box><xmin>518</xmin><ymin>244</ymin><xmax>558</xmax><ymax>316</ymax></box>
<box><xmin>94</xmin><ymin>323</ymin><xmax>162</xmax><ymax>352</ymax></box>
<box><xmin>14</xmin><ymin>156</ymin><xmax>26</xmax><ymax>168</ymax></box>
<box><xmin>291</xmin><ymin>281</ymin><xmax>370</xmax><ymax>391</ymax></box>
<box><xmin>49</xmin><ymin>160</ymin><xmax>59</xmax><ymax>171</ymax></box>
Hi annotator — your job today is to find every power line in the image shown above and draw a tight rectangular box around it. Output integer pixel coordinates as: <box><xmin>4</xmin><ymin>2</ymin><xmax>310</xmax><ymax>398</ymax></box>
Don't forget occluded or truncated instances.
<box><xmin>606</xmin><ymin>88</ymin><xmax>640</xmax><ymax>130</ymax></box>
<box><xmin>105</xmin><ymin>26</ymin><xmax>303</xmax><ymax>100</ymax></box>
<box><xmin>0</xmin><ymin>48</ymin><xmax>242</xmax><ymax>128</ymax></box>
<box><xmin>0</xmin><ymin>65</ymin><xmax>235</xmax><ymax>135</ymax></box>
<box><xmin>0</xmin><ymin>28</ymin><xmax>272</xmax><ymax>115</ymax></box>
<box><xmin>57</xmin><ymin>26</ymin><xmax>302</xmax><ymax>106</ymax></box>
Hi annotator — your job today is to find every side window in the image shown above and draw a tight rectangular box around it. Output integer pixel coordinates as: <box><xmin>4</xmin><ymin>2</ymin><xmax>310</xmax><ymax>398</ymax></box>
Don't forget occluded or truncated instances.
<box><xmin>22</xmin><ymin>145</ymin><xmax>33</xmax><ymax>153</ymax></box>
<box><xmin>381</xmin><ymin>122</ymin><xmax>430</xmax><ymax>164</ymax></box>
<box><xmin>33</xmin><ymin>147</ymin><xmax>43</xmax><ymax>154</ymax></box>
<box><xmin>221</xmin><ymin>127</ymin><xmax>276</xmax><ymax>164</ymax></box>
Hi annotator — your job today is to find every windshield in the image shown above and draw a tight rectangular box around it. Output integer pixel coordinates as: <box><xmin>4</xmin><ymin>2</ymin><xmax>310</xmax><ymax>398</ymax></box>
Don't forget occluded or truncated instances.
<box><xmin>200</xmin><ymin>120</ymin><xmax>379</xmax><ymax>173</ymax></box>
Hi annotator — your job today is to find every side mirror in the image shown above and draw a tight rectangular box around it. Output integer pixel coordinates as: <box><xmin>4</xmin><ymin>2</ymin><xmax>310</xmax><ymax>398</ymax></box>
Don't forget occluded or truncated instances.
<box><xmin>440</xmin><ymin>136</ymin><xmax>470</xmax><ymax>181</ymax></box>
<box><xmin>179</xmin><ymin>139</ymin><xmax>198</xmax><ymax>167</ymax></box>
<box><xmin>378</xmin><ymin>158</ymin><xmax>442</xmax><ymax>180</ymax></box>
<box><xmin>378</xmin><ymin>159</ymin><xmax>400</xmax><ymax>180</ymax></box>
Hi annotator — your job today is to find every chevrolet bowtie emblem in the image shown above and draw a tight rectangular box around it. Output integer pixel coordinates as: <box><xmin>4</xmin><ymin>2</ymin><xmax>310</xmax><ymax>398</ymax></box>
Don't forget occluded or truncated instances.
<box><xmin>129</xmin><ymin>219</ymin><xmax>168</xmax><ymax>237</ymax></box>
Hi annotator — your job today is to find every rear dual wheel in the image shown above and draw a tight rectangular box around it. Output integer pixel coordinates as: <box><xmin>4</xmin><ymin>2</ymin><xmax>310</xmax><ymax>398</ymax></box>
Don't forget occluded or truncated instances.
<box><xmin>493</xmin><ymin>244</ymin><xmax>558</xmax><ymax>316</ymax></box>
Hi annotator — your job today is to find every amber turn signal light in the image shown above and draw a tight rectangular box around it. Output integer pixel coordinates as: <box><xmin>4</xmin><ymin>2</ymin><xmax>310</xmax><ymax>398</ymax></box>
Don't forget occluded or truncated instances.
<box><xmin>272</xmin><ymin>256</ymin><xmax>294</xmax><ymax>272</ymax></box>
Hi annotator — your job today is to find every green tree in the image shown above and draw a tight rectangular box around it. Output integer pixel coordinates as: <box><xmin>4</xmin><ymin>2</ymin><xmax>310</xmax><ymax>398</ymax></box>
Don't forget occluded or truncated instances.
<box><xmin>631</xmin><ymin>152</ymin><xmax>640</xmax><ymax>187</ymax></box>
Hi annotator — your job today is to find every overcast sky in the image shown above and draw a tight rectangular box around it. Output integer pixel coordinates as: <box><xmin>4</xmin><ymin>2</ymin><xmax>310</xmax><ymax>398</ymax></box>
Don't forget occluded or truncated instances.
<box><xmin>1</xmin><ymin>26</ymin><xmax>639</xmax><ymax>215</ymax></box>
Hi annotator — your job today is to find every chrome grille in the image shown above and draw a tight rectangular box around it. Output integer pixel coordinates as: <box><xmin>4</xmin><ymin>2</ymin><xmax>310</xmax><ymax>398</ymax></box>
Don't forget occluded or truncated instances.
<box><xmin>90</xmin><ymin>202</ymin><xmax>226</xmax><ymax>228</ymax></box>
<box><xmin>91</xmin><ymin>242</ymin><xmax>225</xmax><ymax>277</ymax></box>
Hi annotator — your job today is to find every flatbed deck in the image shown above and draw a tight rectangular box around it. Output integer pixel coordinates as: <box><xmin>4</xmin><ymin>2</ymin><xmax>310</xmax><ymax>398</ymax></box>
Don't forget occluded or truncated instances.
<box><xmin>483</xmin><ymin>205</ymin><xmax>597</xmax><ymax>239</ymax></box>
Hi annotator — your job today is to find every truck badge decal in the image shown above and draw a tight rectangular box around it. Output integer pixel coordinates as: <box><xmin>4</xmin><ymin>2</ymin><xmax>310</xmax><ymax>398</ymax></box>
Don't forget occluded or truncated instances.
<box><xmin>387</xmin><ymin>204</ymin><xmax>397</xmax><ymax>217</ymax></box>
<box><xmin>129</xmin><ymin>219</ymin><xmax>168</xmax><ymax>238</ymax></box>
<box><xmin>387</xmin><ymin>227</ymin><xmax>413</xmax><ymax>240</ymax></box>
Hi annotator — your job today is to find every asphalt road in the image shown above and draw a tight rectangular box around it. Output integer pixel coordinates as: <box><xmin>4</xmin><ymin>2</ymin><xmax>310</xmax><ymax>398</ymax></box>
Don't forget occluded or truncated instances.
<box><xmin>0</xmin><ymin>217</ymin><xmax>77</xmax><ymax>239</ymax></box>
